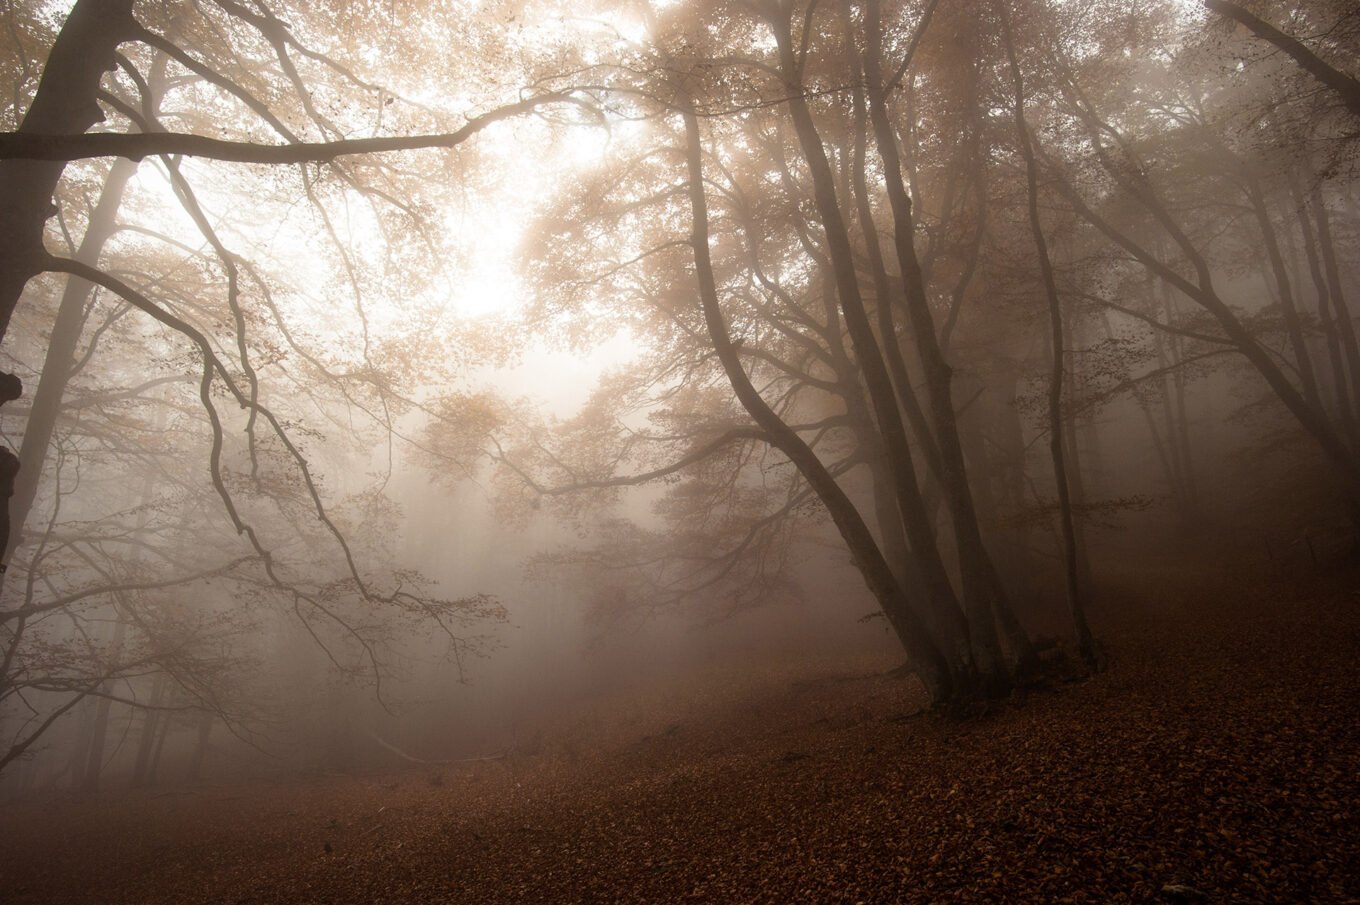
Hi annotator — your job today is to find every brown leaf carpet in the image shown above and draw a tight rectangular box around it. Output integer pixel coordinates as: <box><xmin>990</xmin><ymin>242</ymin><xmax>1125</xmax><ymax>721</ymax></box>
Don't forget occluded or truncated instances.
<box><xmin>2</xmin><ymin>564</ymin><xmax>1357</xmax><ymax>903</ymax></box>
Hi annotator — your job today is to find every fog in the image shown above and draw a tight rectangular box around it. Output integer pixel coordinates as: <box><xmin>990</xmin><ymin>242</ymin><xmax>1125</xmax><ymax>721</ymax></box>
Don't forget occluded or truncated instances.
<box><xmin>1</xmin><ymin>1</ymin><xmax>1358</xmax><ymax>900</ymax></box>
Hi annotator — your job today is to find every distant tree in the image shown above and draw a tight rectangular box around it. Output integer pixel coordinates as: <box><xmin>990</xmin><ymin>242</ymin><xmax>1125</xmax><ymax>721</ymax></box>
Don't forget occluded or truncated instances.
<box><xmin>1019</xmin><ymin>0</ymin><xmax>1360</xmax><ymax>519</ymax></box>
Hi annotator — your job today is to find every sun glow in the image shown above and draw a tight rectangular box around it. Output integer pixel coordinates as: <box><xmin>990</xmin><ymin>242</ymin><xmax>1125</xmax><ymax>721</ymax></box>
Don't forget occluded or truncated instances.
<box><xmin>436</xmin><ymin>113</ymin><xmax>627</xmax><ymax>321</ymax></box>
<box><xmin>447</xmin><ymin>196</ymin><xmax>528</xmax><ymax>320</ymax></box>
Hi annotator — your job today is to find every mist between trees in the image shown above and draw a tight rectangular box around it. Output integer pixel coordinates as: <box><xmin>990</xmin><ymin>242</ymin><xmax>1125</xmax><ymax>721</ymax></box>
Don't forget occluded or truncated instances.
<box><xmin>0</xmin><ymin>0</ymin><xmax>1356</xmax><ymax>794</ymax></box>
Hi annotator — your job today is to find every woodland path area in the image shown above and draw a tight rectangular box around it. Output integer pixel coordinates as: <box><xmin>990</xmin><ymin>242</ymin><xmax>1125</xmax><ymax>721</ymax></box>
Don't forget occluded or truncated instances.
<box><xmin>2</xmin><ymin>557</ymin><xmax>1358</xmax><ymax>904</ymax></box>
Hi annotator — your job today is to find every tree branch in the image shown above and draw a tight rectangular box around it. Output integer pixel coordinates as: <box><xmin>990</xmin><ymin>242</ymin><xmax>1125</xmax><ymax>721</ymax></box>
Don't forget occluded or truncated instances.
<box><xmin>0</xmin><ymin>94</ymin><xmax>580</xmax><ymax>163</ymax></box>
<box><xmin>1203</xmin><ymin>0</ymin><xmax>1360</xmax><ymax>118</ymax></box>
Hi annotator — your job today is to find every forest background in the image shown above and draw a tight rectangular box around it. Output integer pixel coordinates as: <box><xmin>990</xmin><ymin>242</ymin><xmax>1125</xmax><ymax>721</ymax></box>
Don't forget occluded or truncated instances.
<box><xmin>0</xmin><ymin>0</ymin><xmax>1356</xmax><ymax>794</ymax></box>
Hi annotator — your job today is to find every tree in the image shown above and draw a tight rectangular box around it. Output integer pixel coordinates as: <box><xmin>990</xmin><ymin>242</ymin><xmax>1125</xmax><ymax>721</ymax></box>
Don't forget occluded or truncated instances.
<box><xmin>0</xmin><ymin>0</ymin><xmax>553</xmax><ymax>778</ymax></box>
<box><xmin>1024</xmin><ymin>0</ymin><xmax>1360</xmax><ymax>516</ymax></box>
<box><xmin>436</xmin><ymin>0</ymin><xmax>1086</xmax><ymax>704</ymax></box>
<box><xmin>996</xmin><ymin>0</ymin><xmax>1097</xmax><ymax>666</ymax></box>
<box><xmin>1202</xmin><ymin>0</ymin><xmax>1360</xmax><ymax>119</ymax></box>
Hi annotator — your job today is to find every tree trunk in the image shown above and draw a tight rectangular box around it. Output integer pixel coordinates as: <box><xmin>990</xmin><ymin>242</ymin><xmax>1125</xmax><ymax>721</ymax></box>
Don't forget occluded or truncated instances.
<box><xmin>1062</xmin><ymin>315</ymin><xmax>1095</xmax><ymax>592</ymax></box>
<box><xmin>768</xmin><ymin>15</ymin><xmax>982</xmax><ymax>689</ymax></box>
<box><xmin>860</xmin><ymin>0</ymin><xmax>1029</xmax><ymax>687</ymax></box>
<box><xmin>1053</xmin><ymin>159</ymin><xmax>1360</xmax><ymax>500</ymax></box>
<box><xmin>186</xmin><ymin>711</ymin><xmax>213</xmax><ymax>782</ymax></box>
<box><xmin>2</xmin><ymin>156</ymin><xmax>138</xmax><ymax>574</ymax></box>
<box><xmin>1000</xmin><ymin>0</ymin><xmax>1096</xmax><ymax>666</ymax></box>
<box><xmin>1292</xmin><ymin>172</ymin><xmax>1356</xmax><ymax>442</ymax></box>
<box><xmin>80</xmin><ymin>616</ymin><xmax>126</xmax><ymax>793</ymax></box>
<box><xmin>1244</xmin><ymin>174</ymin><xmax>1321</xmax><ymax>410</ymax></box>
<box><xmin>1202</xmin><ymin>1</ymin><xmax>1360</xmax><ymax>119</ymax></box>
<box><xmin>1310</xmin><ymin>180</ymin><xmax>1360</xmax><ymax>431</ymax></box>
<box><xmin>681</xmin><ymin>104</ymin><xmax>956</xmax><ymax>702</ymax></box>
<box><xmin>1159</xmin><ymin>281</ymin><xmax>1200</xmax><ymax>516</ymax></box>
<box><xmin>131</xmin><ymin>672</ymin><xmax>168</xmax><ymax>788</ymax></box>
<box><xmin>66</xmin><ymin>695</ymin><xmax>96</xmax><ymax>792</ymax></box>
<box><xmin>147</xmin><ymin>704</ymin><xmax>172</xmax><ymax>785</ymax></box>
<box><xmin>846</xmin><ymin>74</ymin><xmax>976</xmax><ymax>672</ymax></box>
<box><xmin>0</xmin><ymin>0</ymin><xmax>137</xmax><ymax>344</ymax></box>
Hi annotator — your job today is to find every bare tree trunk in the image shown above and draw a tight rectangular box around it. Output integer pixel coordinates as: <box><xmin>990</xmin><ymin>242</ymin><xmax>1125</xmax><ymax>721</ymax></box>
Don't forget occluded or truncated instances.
<box><xmin>1292</xmin><ymin>172</ymin><xmax>1356</xmax><ymax>442</ymax></box>
<box><xmin>859</xmin><ymin>0</ymin><xmax>1030</xmax><ymax>688</ymax></box>
<box><xmin>847</xmin><ymin>71</ymin><xmax>944</xmax><ymax>484</ymax></box>
<box><xmin>1061</xmin><ymin>346</ymin><xmax>1095</xmax><ymax>594</ymax></box>
<box><xmin>1053</xmin><ymin>161</ymin><xmax>1360</xmax><ymax>502</ymax></box>
<box><xmin>1</xmin><ymin>156</ymin><xmax>138</xmax><ymax>577</ymax></box>
<box><xmin>824</xmin><ymin>254</ymin><xmax>973</xmax><ymax>666</ymax></box>
<box><xmin>66</xmin><ymin>696</ymin><xmax>96</xmax><ymax>792</ymax></box>
<box><xmin>987</xmin><ymin>374</ymin><xmax>1036</xmax><ymax>587</ymax></box>
<box><xmin>147</xmin><ymin>704</ymin><xmax>172</xmax><ymax>785</ymax></box>
<box><xmin>767</xmin><ymin>15</ymin><xmax>985</xmax><ymax>689</ymax></box>
<box><xmin>1159</xmin><ymin>282</ymin><xmax>1200</xmax><ymax>516</ymax></box>
<box><xmin>1244</xmin><ymin>174</ymin><xmax>1322</xmax><ymax>410</ymax></box>
<box><xmin>131</xmin><ymin>672</ymin><xmax>168</xmax><ymax>788</ymax></box>
<box><xmin>1311</xmin><ymin>180</ymin><xmax>1360</xmax><ymax>431</ymax></box>
<box><xmin>0</xmin><ymin>2</ymin><xmax>139</xmax><ymax>583</ymax></box>
<box><xmin>80</xmin><ymin>617</ymin><xmax>126</xmax><ymax>793</ymax></box>
<box><xmin>1141</xmin><ymin>302</ymin><xmax>1198</xmax><ymax>522</ymax></box>
<box><xmin>1000</xmin><ymin>0</ymin><xmax>1097</xmax><ymax>666</ymax></box>
<box><xmin>186</xmin><ymin>711</ymin><xmax>213</xmax><ymax>782</ymax></box>
<box><xmin>845</xmin><ymin>71</ymin><xmax>976</xmax><ymax>672</ymax></box>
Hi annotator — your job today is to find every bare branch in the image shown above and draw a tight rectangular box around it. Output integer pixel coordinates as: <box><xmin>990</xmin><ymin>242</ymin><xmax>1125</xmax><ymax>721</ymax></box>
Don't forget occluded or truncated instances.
<box><xmin>0</xmin><ymin>93</ymin><xmax>583</xmax><ymax>163</ymax></box>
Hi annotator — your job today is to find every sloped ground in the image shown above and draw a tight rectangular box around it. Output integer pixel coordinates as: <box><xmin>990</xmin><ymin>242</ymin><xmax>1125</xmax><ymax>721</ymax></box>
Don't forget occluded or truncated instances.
<box><xmin>2</xmin><ymin>562</ymin><xmax>1358</xmax><ymax>903</ymax></box>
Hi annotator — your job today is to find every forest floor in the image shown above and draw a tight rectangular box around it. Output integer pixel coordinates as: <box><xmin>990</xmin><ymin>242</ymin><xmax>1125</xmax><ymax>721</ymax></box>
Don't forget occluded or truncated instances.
<box><xmin>2</xmin><ymin>558</ymin><xmax>1358</xmax><ymax>903</ymax></box>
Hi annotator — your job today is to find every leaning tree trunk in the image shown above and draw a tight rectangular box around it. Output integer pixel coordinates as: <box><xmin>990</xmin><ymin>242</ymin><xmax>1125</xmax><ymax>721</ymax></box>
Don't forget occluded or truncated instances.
<box><xmin>2</xmin><ymin>49</ymin><xmax>165</xmax><ymax>589</ymax></box>
<box><xmin>1202</xmin><ymin>0</ymin><xmax>1360</xmax><ymax>119</ymax></box>
<box><xmin>846</xmin><ymin>77</ymin><xmax>976</xmax><ymax>673</ymax></box>
<box><xmin>1243</xmin><ymin>172</ymin><xmax>1322</xmax><ymax>411</ymax></box>
<box><xmin>1054</xmin><ymin>148</ymin><xmax>1360</xmax><ymax>507</ymax></box>
<box><xmin>681</xmin><ymin>104</ymin><xmax>956</xmax><ymax>703</ymax></box>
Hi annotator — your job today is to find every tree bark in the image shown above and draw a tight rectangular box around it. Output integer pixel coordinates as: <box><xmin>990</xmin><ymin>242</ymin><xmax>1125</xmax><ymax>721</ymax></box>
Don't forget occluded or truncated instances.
<box><xmin>1049</xmin><ymin>150</ymin><xmax>1360</xmax><ymax>500</ymax></box>
<box><xmin>186</xmin><ymin>711</ymin><xmax>213</xmax><ymax>781</ymax></box>
<box><xmin>1243</xmin><ymin>173</ymin><xmax>1321</xmax><ymax>411</ymax></box>
<box><xmin>80</xmin><ymin>618</ymin><xmax>126</xmax><ymax>793</ymax></box>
